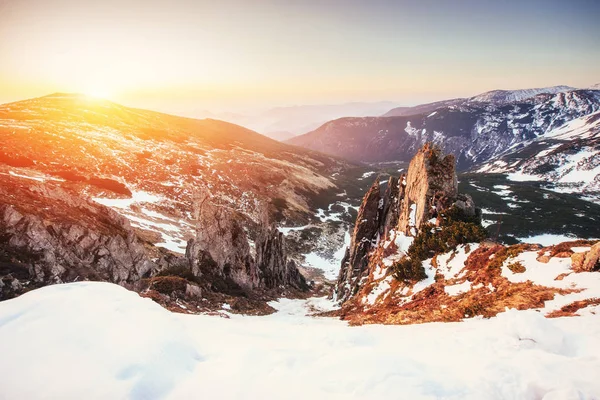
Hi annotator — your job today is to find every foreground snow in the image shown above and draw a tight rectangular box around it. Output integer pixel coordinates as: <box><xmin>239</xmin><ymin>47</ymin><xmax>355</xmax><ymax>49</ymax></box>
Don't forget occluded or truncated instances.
<box><xmin>1</xmin><ymin>283</ymin><xmax>599</xmax><ymax>400</ymax></box>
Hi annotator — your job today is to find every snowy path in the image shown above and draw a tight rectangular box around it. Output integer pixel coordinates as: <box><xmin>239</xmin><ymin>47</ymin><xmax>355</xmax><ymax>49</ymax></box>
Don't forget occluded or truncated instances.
<box><xmin>0</xmin><ymin>282</ymin><xmax>599</xmax><ymax>400</ymax></box>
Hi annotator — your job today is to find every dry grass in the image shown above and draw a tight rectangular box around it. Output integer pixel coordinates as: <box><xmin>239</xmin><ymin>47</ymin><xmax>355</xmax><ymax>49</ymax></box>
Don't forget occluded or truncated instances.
<box><xmin>507</xmin><ymin>261</ymin><xmax>526</xmax><ymax>273</ymax></box>
<box><xmin>546</xmin><ymin>298</ymin><xmax>600</xmax><ymax>318</ymax></box>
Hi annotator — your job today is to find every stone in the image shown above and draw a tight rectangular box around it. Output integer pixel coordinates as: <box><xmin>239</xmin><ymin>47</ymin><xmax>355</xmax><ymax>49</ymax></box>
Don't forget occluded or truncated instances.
<box><xmin>571</xmin><ymin>252</ymin><xmax>586</xmax><ymax>272</ymax></box>
<box><xmin>537</xmin><ymin>255</ymin><xmax>551</xmax><ymax>264</ymax></box>
<box><xmin>583</xmin><ymin>242</ymin><xmax>600</xmax><ymax>272</ymax></box>
<box><xmin>185</xmin><ymin>283</ymin><xmax>202</xmax><ymax>299</ymax></box>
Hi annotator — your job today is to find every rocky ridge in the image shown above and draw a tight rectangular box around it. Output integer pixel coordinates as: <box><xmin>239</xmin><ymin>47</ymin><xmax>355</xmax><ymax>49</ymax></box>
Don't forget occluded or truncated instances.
<box><xmin>0</xmin><ymin>172</ymin><xmax>308</xmax><ymax>313</ymax></box>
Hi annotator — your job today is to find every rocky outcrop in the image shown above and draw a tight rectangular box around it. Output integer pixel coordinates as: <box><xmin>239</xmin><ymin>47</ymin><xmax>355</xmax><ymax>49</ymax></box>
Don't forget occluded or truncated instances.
<box><xmin>255</xmin><ymin>226</ymin><xmax>308</xmax><ymax>290</ymax></box>
<box><xmin>1</xmin><ymin>174</ymin><xmax>309</xmax><ymax>308</ymax></box>
<box><xmin>334</xmin><ymin>143</ymin><xmax>479</xmax><ymax>304</ymax></box>
<box><xmin>571</xmin><ymin>242</ymin><xmax>600</xmax><ymax>272</ymax></box>
<box><xmin>0</xmin><ymin>179</ymin><xmax>156</xmax><ymax>299</ymax></box>
<box><xmin>397</xmin><ymin>144</ymin><xmax>458</xmax><ymax>234</ymax></box>
<box><xmin>186</xmin><ymin>204</ymin><xmax>259</xmax><ymax>289</ymax></box>
<box><xmin>186</xmin><ymin>193</ymin><xmax>308</xmax><ymax>293</ymax></box>
<box><xmin>335</xmin><ymin>181</ymin><xmax>383</xmax><ymax>302</ymax></box>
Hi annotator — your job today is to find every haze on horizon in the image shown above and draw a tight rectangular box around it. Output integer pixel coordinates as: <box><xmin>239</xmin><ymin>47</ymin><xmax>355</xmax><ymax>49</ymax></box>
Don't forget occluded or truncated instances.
<box><xmin>0</xmin><ymin>0</ymin><xmax>599</xmax><ymax>115</ymax></box>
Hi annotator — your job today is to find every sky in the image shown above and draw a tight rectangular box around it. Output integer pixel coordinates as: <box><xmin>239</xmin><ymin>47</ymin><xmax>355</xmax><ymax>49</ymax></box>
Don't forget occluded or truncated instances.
<box><xmin>0</xmin><ymin>0</ymin><xmax>599</xmax><ymax>114</ymax></box>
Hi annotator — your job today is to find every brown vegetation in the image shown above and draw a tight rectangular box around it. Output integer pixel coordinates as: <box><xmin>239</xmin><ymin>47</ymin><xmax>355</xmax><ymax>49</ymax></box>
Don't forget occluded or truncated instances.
<box><xmin>546</xmin><ymin>298</ymin><xmax>600</xmax><ymax>318</ymax></box>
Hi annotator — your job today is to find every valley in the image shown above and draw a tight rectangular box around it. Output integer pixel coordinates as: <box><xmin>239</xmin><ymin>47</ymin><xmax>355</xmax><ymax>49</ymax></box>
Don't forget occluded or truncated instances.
<box><xmin>1</xmin><ymin>88</ymin><xmax>600</xmax><ymax>400</ymax></box>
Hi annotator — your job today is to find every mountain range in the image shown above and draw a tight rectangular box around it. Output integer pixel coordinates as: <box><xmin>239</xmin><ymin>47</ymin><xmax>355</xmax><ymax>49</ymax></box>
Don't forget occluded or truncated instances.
<box><xmin>193</xmin><ymin>101</ymin><xmax>402</xmax><ymax>141</ymax></box>
<box><xmin>288</xmin><ymin>85</ymin><xmax>600</xmax><ymax>202</ymax></box>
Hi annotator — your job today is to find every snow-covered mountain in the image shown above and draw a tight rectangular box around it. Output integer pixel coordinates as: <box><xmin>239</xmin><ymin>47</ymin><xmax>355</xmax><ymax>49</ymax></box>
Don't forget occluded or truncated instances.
<box><xmin>382</xmin><ymin>86</ymin><xmax>575</xmax><ymax>118</ymax></box>
<box><xmin>468</xmin><ymin>85</ymin><xmax>574</xmax><ymax>104</ymax></box>
<box><xmin>288</xmin><ymin>89</ymin><xmax>600</xmax><ymax>172</ymax></box>
<box><xmin>477</xmin><ymin>110</ymin><xmax>600</xmax><ymax>202</ymax></box>
<box><xmin>382</xmin><ymin>98</ymin><xmax>465</xmax><ymax>117</ymax></box>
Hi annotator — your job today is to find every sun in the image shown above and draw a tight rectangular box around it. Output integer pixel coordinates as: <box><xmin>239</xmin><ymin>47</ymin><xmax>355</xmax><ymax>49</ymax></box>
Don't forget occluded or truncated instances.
<box><xmin>83</xmin><ymin>86</ymin><xmax>112</xmax><ymax>99</ymax></box>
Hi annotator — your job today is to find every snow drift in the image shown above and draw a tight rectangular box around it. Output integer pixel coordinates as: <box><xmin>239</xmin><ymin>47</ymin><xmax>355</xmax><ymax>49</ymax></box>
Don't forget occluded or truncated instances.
<box><xmin>0</xmin><ymin>282</ymin><xmax>599</xmax><ymax>400</ymax></box>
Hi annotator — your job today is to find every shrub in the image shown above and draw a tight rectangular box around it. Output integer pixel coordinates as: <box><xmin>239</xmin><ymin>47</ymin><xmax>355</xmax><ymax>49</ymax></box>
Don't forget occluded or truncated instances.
<box><xmin>392</xmin><ymin>204</ymin><xmax>487</xmax><ymax>282</ymax></box>
<box><xmin>507</xmin><ymin>261</ymin><xmax>526</xmax><ymax>273</ymax></box>
<box><xmin>393</xmin><ymin>258</ymin><xmax>427</xmax><ymax>282</ymax></box>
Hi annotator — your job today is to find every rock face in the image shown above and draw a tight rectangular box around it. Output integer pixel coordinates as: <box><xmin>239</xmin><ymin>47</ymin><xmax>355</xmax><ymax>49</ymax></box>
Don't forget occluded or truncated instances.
<box><xmin>186</xmin><ymin>194</ymin><xmax>307</xmax><ymax>292</ymax></box>
<box><xmin>0</xmin><ymin>174</ymin><xmax>308</xmax><ymax>306</ymax></box>
<box><xmin>334</xmin><ymin>143</ymin><xmax>478</xmax><ymax>303</ymax></box>
<box><xmin>380</xmin><ymin>176</ymin><xmax>402</xmax><ymax>238</ymax></box>
<box><xmin>0</xmin><ymin>179</ymin><xmax>156</xmax><ymax>299</ymax></box>
<box><xmin>571</xmin><ymin>242</ymin><xmax>600</xmax><ymax>272</ymax></box>
<box><xmin>335</xmin><ymin>181</ymin><xmax>383</xmax><ymax>302</ymax></box>
<box><xmin>255</xmin><ymin>226</ymin><xmax>308</xmax><ymax>290</ymax></box>
<box><xmin>186</xmin><ymin>204</ymin><xmax>259</xmax><ymax>289</ymax></box>
<box><xmin>397</xmin><ymin>144</ymin><xmax>458</xmax><ymax>234</ymax></box>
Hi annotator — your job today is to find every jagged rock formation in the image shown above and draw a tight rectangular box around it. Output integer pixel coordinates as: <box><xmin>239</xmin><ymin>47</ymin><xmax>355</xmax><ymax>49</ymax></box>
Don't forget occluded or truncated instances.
<box><xmin>334</xmin><ymin>144</ymin><xmax>478</xmax><ymax>303</ymax></box>
<box><xmin>255</xmin><ymin>226</ymin><xmax>308</xmax><ymax>290</ymax></box>
<box><xmin>397</xmin><ymin>146</ymin><xmax>458</xmax><ymax>234</ymax></box>
<box><xmin>186</xmin><ymin>193</ymin><xmax>307</xmax><ymax>292</ymax></box>
<box><xmin>330</xmin><ymin>144</ymin><xmax>600</xmax><ymax>324</ymax></box>
<box><xmin>335</xmin><ymin>181</ymin><xmax>383</xmax><ymax>301</ymax></box>
<box><xmin>186</xmin><ymin>204</ymin><xmax>259</xmax><ymax>289</ymax></box>
<box><xmin>0</xmin><ymin>177</ymin><xmax>156</xmax><ymax>299</ymax></box>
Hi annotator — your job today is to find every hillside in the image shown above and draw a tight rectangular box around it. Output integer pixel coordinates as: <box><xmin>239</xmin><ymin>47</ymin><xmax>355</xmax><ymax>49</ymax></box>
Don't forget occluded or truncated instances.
<box><xmin>0</xmin><ymin>93</ymin><xmax>370</xmax><ymax>256</ymax></box>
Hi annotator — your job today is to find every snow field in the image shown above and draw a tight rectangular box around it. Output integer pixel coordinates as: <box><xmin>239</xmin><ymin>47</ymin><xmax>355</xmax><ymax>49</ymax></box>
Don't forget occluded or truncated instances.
<box><xmin>0</xmin><ymin>282</ymin><xmax>599</xmax><ymax>399</ymax></box>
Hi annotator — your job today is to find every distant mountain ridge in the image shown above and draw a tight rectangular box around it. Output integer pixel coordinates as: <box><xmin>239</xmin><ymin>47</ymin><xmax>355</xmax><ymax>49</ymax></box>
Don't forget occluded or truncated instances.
<box><xmin>194</xmin><ymin>101</ymin><xmax>402</xmax><ymax>141</ymax></box>
<box><xmin>382</xmin><ymin>85</ymin><xmax>575</xmax><ymax>117</ymax></box>
<box><xmin>288</xmin><ymin>87</ymin><xmax>600</xmax><ymax>169</ymax></box>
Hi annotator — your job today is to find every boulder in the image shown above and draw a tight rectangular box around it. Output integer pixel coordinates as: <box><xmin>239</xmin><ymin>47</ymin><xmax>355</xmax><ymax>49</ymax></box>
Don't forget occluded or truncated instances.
<box><xmin>583</xmin><ymin>243</ymin><xmax>600</xmax><ymax>272</ymax></box>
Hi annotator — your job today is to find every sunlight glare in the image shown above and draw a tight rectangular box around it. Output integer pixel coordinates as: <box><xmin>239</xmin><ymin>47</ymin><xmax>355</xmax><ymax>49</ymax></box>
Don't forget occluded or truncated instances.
<box><xmin>84</xmin><ymin>85</ymin><xmax>112</xmax><ymax>99</ymax></box>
